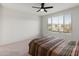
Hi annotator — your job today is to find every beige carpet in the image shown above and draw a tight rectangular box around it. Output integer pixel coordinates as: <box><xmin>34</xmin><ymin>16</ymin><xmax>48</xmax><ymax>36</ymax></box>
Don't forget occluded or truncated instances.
<box><xmin>0</xmin><ymin>40</ymin><xmax>30</xmax><ymax>56</ymax></box>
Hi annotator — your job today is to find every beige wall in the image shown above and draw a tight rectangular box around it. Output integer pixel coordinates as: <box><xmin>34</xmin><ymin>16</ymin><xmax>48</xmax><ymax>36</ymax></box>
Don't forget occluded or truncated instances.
<box><xmin>41</xmin><ymin>6</ymin><xmax>79</xmax><ymax>41</ymax></box>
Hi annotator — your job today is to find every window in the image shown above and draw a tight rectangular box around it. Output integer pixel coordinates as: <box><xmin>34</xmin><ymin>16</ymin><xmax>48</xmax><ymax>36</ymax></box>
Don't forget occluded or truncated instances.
<box><xmin>64</xmin><ymin>14</ymin><xmax>71</xmax><ymax>33</ymax></box>
<box><xmin>58</xmin><ymin>16</ymin><xmax>64</xmax><ymax>32</ymax></box>
<box><xmin>48</xmin><ymin>14</ymin><xmax>71</xmax><ymax>33</ymax></box>
<box><xmin>52</xmin><ymin>16</ymin><xmax>59</xmax><ymax>31</ymax></box>
<box><xmin>48</xmin><ymin>17</ymin><xmax>52</xmax><ymax>31</ymax></box>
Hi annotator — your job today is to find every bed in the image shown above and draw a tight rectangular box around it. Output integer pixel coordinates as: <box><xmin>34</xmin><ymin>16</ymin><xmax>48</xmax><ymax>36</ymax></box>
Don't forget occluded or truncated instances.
<box><xmin>29</xmin><ymin>36</ymin><xmax>79</xmax><ymax>56</ymax></box>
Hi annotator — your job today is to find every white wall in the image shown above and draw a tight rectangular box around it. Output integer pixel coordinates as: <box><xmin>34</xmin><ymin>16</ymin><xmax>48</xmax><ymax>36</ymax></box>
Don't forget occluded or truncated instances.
<box><xmin>0</xmin><ymin>5</ymin><xmax>3</xmax><ymax>44</ymax></box>
<box><xmin>0</xmin><ymin>7</ymin><xmax>1</xmax><ymax>41</ymax></box>
<box><xmin>0</xmin><ymin>7</ymin><xmax>40</xmax><ymax>45</ymax></box>
<box><xmin>41</xmin><ymin>6</ymin><xmax>79</xmax><ymax>41</ymax></box>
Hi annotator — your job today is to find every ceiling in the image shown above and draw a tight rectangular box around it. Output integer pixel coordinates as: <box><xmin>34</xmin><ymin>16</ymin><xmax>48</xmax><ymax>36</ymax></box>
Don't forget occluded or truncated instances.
<box><xmin>1</xmin><ymin>3</ymin><xmax>79</xmax><ymax>16</ymax></box>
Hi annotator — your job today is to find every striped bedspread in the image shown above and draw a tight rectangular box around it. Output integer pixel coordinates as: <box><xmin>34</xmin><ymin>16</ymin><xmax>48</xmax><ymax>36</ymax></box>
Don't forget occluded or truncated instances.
<box><xmin>29</xmin><ymin>36</ymin><xmax>79</xmax><ymax>56</ymax></box>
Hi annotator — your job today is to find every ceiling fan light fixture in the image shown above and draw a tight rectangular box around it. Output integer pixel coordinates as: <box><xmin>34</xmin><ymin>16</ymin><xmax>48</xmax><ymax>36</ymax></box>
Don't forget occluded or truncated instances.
<box><xmin>40</xmin><ymin>9</ymin><xmax>44</xmax><ymax>11</ymax></box>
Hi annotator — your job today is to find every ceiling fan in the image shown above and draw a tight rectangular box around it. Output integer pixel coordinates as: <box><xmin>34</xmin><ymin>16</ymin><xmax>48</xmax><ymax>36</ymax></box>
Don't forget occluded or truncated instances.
<box><xmin>32</xmin><ymin>3</ymin><xmax>53</xmax><ymax>12</ymax></box>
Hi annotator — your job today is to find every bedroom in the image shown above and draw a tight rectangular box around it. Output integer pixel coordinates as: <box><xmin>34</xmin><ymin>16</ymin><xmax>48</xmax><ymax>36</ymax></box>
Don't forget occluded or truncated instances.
<box><xmin>0</xmin><ymin>3</ymin><xmax>79</xmax><ymax>56</ymax></box>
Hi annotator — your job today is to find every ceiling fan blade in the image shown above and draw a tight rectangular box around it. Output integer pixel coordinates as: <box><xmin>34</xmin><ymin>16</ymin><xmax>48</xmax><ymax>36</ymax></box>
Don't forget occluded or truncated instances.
<box><xmin>32</xmin><ymin>6</ymin><xmax>40</xmax><ymax>9</ymax></box>
<box><xmin>44</xmin><ymin>6</ymin><xmax>53</xmax><ymax>9</ymax></box>
<box><xmin>44</xmin><ymin>9</ymin><xmax>47</xmax><ymax>12</ymax></box>
<box><xmin>36</xmin><ymin>9</ymin><xmax>40</xmax><ymax>12</ymax></box>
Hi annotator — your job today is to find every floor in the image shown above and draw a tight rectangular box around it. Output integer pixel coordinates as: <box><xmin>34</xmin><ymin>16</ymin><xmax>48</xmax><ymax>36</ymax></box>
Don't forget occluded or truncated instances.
<box><xmin>0</xmin><ymin>39</ymin><xmax>30</xmax><ymax>56</ymax></box>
